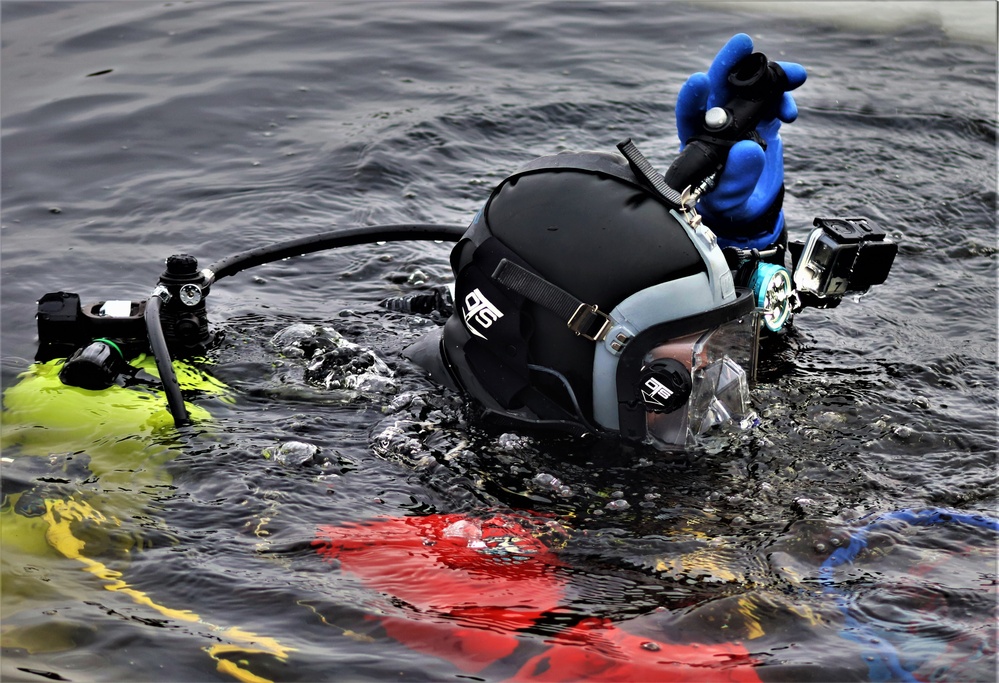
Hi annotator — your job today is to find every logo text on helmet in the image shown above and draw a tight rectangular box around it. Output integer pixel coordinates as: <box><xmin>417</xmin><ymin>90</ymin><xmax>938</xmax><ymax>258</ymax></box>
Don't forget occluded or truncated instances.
<box><xmin>642</xmin><ymin>377</ymin><xmax>675</xmax><ymax>407</ymax></box>
<box><xmin>462</xmin><ymin>288</ymin><xmax>504</xmax><ymax>340</ymax></box>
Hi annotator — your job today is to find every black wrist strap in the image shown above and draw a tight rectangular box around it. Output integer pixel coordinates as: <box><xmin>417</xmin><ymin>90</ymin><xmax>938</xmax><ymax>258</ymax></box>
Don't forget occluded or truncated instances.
<box><xmin>616</xmin><ymin>138</ymin><xmax>684</xmax><ymax>208</ymax></box>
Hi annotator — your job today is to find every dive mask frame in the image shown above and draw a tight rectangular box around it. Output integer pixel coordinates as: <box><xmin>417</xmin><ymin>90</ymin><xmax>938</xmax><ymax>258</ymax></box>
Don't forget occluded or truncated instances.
<box><xmin>612</xmin><ymin>289</ymin><xmax>758</xmax><ymax>447</ymax></box>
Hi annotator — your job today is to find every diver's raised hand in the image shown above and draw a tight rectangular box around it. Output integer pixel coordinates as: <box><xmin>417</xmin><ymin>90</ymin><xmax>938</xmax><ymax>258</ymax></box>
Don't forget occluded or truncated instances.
<box><xmin>674</xmin><ymin>33</ymin><xmax>807</xmax><ymax>248</ymax></box>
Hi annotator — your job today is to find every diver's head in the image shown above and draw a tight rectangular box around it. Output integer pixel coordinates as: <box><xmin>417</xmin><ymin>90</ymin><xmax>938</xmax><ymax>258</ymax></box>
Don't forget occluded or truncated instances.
<box><xmin>405</xmin><ymin>151</ymin><xmax>759</xmax><ymax>449</ymax></box>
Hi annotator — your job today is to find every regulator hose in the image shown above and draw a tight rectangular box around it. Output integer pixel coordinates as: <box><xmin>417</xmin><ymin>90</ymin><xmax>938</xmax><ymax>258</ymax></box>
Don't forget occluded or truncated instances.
<box><xmin>148</xmin><ymin>222</ymin><xmax>467</xmax><ymax>427</ymax></box>
<box><xmin>144</xmin><ymin>294</ymin><xmax>191</xmax><ymax>427</ymax></box>
<box><xmin>204</xmin><ymin>223</ymin><xmax>467</xmax><ymax>285</ymax></box>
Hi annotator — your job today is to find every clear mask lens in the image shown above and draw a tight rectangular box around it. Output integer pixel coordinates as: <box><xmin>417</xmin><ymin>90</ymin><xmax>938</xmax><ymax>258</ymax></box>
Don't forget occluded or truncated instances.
<box><xmin>643</xmin><ymin>312</ymin><xmax>759</xmax><ymax>449</ymax></box>
<box><xmin>690</xmin><ymin>356</ymin><xmax>753</xmax><ymax>434</ymax></box>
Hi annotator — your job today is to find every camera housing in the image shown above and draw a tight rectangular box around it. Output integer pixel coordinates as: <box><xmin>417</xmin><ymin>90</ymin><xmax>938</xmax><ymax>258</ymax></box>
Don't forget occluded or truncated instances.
<box><xmin>790</xmin><ymin>217</ymin><xmax>897</xmax><ymax>309</ymax></box>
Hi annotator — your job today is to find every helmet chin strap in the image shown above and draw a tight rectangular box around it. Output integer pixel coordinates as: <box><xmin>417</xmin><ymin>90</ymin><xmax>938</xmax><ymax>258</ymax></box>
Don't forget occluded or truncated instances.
<box><xmin>491</xmin><ymin>259</ymin><xmax>615</xmax><ymax>342</ymax></box>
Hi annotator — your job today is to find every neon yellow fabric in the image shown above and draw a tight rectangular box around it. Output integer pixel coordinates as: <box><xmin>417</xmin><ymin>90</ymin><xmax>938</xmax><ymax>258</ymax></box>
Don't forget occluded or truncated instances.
<box><xmin>1</xmin><ymin>356</ymin><xmax>294</xmax><ymax>682</ymax></box>
<box><xmin>1</xmin><ymin>355</ymin><xmax>226</xmax><ymax>556</ymax></box>
<box><xmin>2</xmin><ymin>355</ymin><xmax>224</xmax><ymax>448</ymax></box>
<box><xmin>39</xmin><ymin>498</ymin><xmax>295</xmax><ymax>681</ymax></box>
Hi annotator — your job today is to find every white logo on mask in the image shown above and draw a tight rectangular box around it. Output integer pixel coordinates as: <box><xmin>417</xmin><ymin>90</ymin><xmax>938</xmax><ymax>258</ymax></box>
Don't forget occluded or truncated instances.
<box><xmin>462</xmin><ymin>288</ymin><xmax>504</xmax><ymax>339</ymax></box>
<box><xmin>642</xmin><ymin>377</ymin><xmax>675</xmax><ymax>407</ymax></box>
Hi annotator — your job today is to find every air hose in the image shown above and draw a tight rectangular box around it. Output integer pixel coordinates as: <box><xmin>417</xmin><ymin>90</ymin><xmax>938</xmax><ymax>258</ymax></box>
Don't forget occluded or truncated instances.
<box><xmin>151</xmin><ymin>223</ymin><xmax>467</xmax><ymax>427</ymax></box>
<box><xmin>145</xmin><ymin>293</ymin><xmax>192</xmax><ymax>427</ymax></box>
<box><xmin>204</xmin><ymin>223</ymin><xmax>467</xmax><ymax>285</ymax></box>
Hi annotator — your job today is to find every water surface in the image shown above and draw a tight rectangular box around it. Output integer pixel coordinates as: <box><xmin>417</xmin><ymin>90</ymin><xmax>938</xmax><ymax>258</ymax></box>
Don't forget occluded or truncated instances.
<box><xmin>2</xmin><ymin>2</ymin><xmax>996</xmax><ymax>682</ymax></box>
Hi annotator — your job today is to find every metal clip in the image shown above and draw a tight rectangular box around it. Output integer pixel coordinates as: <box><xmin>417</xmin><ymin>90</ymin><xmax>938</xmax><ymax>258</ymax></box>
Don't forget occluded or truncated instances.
<box><xmin>150</xmin><ymin>285</ymin><xmax>172</xmax><ymax>304</ymax></box>
<box><xmin>679</xmin><ymin>173</ymin><xmax>720</xmax><ymax>229</ymax></box>
<box><xmin>568</xmin><ymin>303</ymin><xmax>612</xmax><ymax>341</ymax></box>
<box><xmin>679</xmin><ymin>185</ymin><xmax>702</xmax><ymax>228</ymax></box>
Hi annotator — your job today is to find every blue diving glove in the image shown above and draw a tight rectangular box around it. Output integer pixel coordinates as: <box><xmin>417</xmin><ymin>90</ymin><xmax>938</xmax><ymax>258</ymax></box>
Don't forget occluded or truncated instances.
<box><xmin>675</xmin><ymin>33</ymin><xmax>807</xmax><ymax>249</ymax></box>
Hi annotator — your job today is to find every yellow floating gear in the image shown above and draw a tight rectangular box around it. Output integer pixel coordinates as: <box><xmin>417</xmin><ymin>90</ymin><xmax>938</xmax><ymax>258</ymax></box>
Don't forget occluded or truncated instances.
<box><xmin>1</xmin><ymin>355</ymin><xmax>227</xmax><ymax>558</ymax></box>
<box><xmin>38</xmin><ymin>497</ymin><xmax>295</xmax><ymax>683</ymax></box>
<box><xmin>2</xmin><ymin>356</ymin><xmax>294</xmax><ymax>683</ymax></box>
<box><xmin>2</xmin><ymin>355</ymin><xmax>226</xmax><ymax>449</ymax></box>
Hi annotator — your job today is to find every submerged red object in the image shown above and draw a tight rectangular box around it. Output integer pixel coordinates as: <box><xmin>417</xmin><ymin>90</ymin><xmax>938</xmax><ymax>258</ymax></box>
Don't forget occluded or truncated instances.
<box><xmin>314</xmin><ymin>512</ymin><xmax>763</xmax><ymax>682</ymax></box>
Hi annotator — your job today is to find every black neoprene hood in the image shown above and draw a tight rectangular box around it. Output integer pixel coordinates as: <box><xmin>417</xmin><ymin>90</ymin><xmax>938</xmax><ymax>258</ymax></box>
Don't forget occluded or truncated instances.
<box><xmin>432</xmin><ymin>151</ymin><xmax>709</xmax><ymax>429</ymax></box>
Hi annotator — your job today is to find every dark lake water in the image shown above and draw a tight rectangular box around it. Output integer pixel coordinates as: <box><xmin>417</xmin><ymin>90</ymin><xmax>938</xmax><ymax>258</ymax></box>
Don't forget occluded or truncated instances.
<box><xmin>2</xmin><ymin>2</ymin><xmax>997</xmax><ymax>682</ymax></box>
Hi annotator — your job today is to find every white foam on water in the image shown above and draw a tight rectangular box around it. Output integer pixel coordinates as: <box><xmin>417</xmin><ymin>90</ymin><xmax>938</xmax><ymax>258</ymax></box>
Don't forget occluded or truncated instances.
<box><xmin>706</xmin><ymin>1</ymin><xmax>998</xmax><ymax>45</ymax></box>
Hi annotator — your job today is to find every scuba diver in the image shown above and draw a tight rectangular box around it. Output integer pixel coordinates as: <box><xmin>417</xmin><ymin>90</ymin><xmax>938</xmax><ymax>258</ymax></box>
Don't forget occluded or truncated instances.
<box><xmin>4</xmin><ymin>32</ymin><xmax>927</xmax><ymax>683</ymax></box>
<box><xmin>306</xmin><ymin>33</ymin><xmax>895</xmax><ymax>683</ymax></box>
<box><xmin>400</xmin><ymin>32</ymin><xmax>893</xmax><ymax>450</ymax></box>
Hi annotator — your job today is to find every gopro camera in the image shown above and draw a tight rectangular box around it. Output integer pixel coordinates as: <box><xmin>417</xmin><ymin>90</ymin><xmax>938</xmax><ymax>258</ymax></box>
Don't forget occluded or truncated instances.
<box><xmin>790</xmin><ymin>217</ymin><xmax>897</xmax><ymax>309</ymax></box>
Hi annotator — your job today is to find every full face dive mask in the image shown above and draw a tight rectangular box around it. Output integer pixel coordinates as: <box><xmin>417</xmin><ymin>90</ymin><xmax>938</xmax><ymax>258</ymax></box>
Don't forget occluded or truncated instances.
<box><xmin>404</xmin><ymin>149</ymin><xmax>760</xmax><ymax>449</ymax></box>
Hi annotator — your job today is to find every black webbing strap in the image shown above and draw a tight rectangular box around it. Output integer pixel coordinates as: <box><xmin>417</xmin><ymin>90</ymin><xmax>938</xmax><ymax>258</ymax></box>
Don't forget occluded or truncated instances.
<box><xmin>616</xmin><ymin>138</ymin><xmax>685</xmax><ymax>208</ymax></box>
<box><xmin>492</xmin><ymin>258</ymin><xmax>613</xmax><ymax>342</ymax></box>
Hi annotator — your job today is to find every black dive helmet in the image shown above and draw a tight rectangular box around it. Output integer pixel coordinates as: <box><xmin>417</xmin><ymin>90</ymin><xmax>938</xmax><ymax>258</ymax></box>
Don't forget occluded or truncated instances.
<box><xmin>405</xmin><ymin>50</ymin><xmax>807</xmax><ymax>448</ymax></box>
<box><xmin>406</xmin><ymin>144</ymin><xmax>760</xmax><ymax>449</ymax></box>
